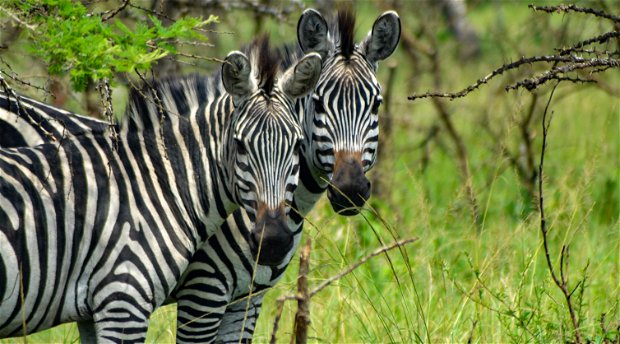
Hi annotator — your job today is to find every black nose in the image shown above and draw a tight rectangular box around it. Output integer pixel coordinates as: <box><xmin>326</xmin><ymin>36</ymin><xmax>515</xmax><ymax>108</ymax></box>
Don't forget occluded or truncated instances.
<box><xmin>249</xmin><ymin>211</ymin><xmax>294</xmax><ymax>266</ymax></box>
<box><xmin>327</xmin><ymin>172</ymin><xmax>371</xmax><ymax>216</ymax></box>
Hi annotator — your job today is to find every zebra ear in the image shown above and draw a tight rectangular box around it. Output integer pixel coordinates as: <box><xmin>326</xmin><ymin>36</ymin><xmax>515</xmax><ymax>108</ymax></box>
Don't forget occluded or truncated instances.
<box><xmin>297</xmin><ymin>9</ymin><xmax>332</xmax><ymax>59</ymax></box>
<box><xmin>222</xmin><ymin>51</ymin><xmax>257</xmax><ymax>103</ymax></box>
<box><xmin>360</xmin><ymin>11</ymin><xmax>401</xmax><ymax>65</ymax></box>
<box><xmin>279</xmin><ymin>52</ymin><xmax>322</xmax><ymax>99</ymax></box>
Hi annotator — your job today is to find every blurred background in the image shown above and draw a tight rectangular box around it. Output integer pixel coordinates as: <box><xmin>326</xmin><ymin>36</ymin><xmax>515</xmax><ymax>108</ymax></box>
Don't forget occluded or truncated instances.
<box><xmin>1</xmin><ymin>1</ymin><xmax>618</xmax><ymax>342</ymax></box>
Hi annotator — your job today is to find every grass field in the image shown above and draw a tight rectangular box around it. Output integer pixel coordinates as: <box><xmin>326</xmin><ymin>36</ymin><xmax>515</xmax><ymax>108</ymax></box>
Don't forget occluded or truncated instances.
<box><xmin>1</xmin><ymin>1</ymin><xmax>618</xmax><ymax>343</ymax></box>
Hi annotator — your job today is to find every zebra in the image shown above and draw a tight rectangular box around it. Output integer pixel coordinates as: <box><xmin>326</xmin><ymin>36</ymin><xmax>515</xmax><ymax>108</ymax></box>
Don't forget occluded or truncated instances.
<box><xmin>0</xmin><ymin>8</ymin><xmax>401</xmax><ymax>343</ymax></box>
<box><xmin>173</xmin><ymin>8</ymin><xmax>401</xmax><ymax>343</ymax></box>
<box><xmin>0</xmin><ymin>38</ymin><xmax>323</xmax><ymax>343</ymax></box>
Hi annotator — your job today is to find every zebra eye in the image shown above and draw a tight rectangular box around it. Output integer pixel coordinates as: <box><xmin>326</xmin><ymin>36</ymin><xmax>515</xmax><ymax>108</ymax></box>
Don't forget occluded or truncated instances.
<box><xmin>313</xmin><ymin>98</ymin><xmax>325</xmax><ymax>114</ymax></box>
<box><xmin>235</xmin><ymin>139</ymin><xmax>247</xmax><ymax>155</ymax></box>
<box><xmin>371</xmin><ymin>97</ymin><xmax>383</xmax><ymax>115</ymax></box>
<box><xmin>293</xmin><ymin>140</ymin><xmax>302</xmax><ymax>154</ymax></box>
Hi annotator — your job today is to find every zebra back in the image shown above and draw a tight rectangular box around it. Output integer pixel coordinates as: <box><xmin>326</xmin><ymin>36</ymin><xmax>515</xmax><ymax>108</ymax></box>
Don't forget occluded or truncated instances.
<box><xmin>0</xmin><ymin>38</ymin><xmax>321</xmax><ymax>342</ymax></box>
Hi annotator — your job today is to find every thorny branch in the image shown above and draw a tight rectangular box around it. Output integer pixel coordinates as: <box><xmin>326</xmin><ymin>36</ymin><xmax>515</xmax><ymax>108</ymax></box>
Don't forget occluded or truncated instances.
<box><xmin>538</xmin><ymin>82</ymin><xmax>585</xmax><ymax>344</ymax></box>
<box><xmin>408</xmin><ymin>55</ymin><xmax>620</xmax><ymax>100</ymax></box>
<box><xmin>0</xmin><ymin>71</ymin><xmax>56</xmax><ymax>142</ymax></box>
<box><xmin>407</xmin><ymin>2</ymin><xmax>619</xmax><ymax>100</ymax></box>
<box><xmin>95</xmin><ymin>78</ymin><xmax>118</xmax><ymax>147</ymax></box>
<box><xmin>529</xmin><ymin>4</ymin><xmax>620</xmax><ymax>23</ymax></box>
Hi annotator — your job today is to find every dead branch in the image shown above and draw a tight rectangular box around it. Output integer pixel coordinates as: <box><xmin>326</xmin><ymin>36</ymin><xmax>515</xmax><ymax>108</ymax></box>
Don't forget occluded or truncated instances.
<box><xmin>424</xmin><ymin>29</ymin><xmax>481</xmax><ymax>226</ymax></box>
<box><xmin>529</xmin><ymin>4</ymin><xmax>620</xmax><ymax>23</ymax></box>
<box><xmin>0</xmin><ymin>72</ymin><xmax>57</xmax><ymax>143</ymax></box>
<box><xmin>292</xmin><ymin>238</ymin><xmax>312</xmax><ymax>344</ymax></box>
<box><xmin>537</xmin><ymin>82</ymin><xmax>585</xmax><ymax>344</ymax></box>
<box><xmin>269</xmin><ymin>298</ymin><xmax>286</xmax><ymax>344</ymax></box>
<box><xmin>308</xmin><ymin>237</ymin><xmax>419</xmax><ymax>299</ymax></box>
<box><xmin>408</xmin><ymin>55</ymin><xmax>620</xmax><ymax>100</ymax></box>
<box><xmin>100</xmin><ymin>0</ymin><xmax>130</xmax><ymax>22</ymax></box>
<box><xmin>95</xmin><ymin>78</ymin><xmax>118</xmax><ymax>147</ymax></box>
<box><xmin>557</xmin><ymin>31</ymin><xmax>620</xmax><ymax>55</ymax></box>
<box><xmin>507</xmin><ymin>59</ymin><xmax>618</xmax><ymax>91</ymax></box>
<box><xmin>269</xmin><ymin>237</ymin><xmax>419</xmax><ymax>343</ymax></box>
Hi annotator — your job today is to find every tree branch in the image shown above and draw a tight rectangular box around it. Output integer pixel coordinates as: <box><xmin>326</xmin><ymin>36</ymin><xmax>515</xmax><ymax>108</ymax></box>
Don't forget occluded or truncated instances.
<box><xmin>529</xmin><ymin>4</ymin><xmax>620</xmax><ymax>23</ymax></box>
<box><xmin>408</xmin><ymin>55</ymin><xmax>620</xmax><ymax>100</ymax></box>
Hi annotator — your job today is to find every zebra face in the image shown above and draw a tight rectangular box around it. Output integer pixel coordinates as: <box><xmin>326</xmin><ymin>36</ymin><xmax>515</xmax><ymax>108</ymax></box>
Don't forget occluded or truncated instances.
<box><xmin>222</xmin><ymin>47</ymin><xmax>321</xmax><ymax>266</ymax></box>
<box><xmin>298</xmin><ymin>9</ymin><xmax>401</xmax><ymax>216</ymax></box>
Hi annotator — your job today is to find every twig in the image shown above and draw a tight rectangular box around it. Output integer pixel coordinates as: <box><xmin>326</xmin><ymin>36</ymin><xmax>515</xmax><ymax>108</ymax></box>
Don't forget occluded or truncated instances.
<box><xmin>529</xmin><ymin>4</ymin><xmax>620</xmax><ymax>23</ymax></box>
<box><xmin>96</xmin><ymin>78</ymin><xmax>118</xmax><ymax>147</ymax></box>
<box><xmin>466</xmin><ymin>319</ymin><xmax>478</xmax><ymax>344</ymax></box>
<box><xmin>557</xmin><ymin>31</ymin><xmax>620</xmax><ymax>55</ymax></box>
<box><xmin>506</xmin><ymin>59</ymin><xmax>618</xmax><ymax>91</ymax></box>
<box><xmin>269</xmin><ymin>238</ymin><xmax>419</xmax><ymax>342</ymax></box>
<box><xmin>408</xmin><ymin>55</ymin><xmax>620</xmax><ymax>100</ymax></box>
<box><xmin>101</xmin><ymin>0</ymin><xmax>130</xmax><ymax>21</ymax></box>
<box><xmin>269</xmin><ymin>298</ymin><xmax>286</xmax><ymax>344</ymax></box>
<box><xmin>308</xmin><ymin>238</ymin><xmax>419</xmax><ymax>298</ymax></box>
<box><xmin>426</xmin><ymin>33</ymin><xmax>480</xmax><ymax>226</ymax></box>
<box><xmin>538</xmin><ymin>82</ymin><xmax>584</xmax><ymax>344</ymax></box>
<box><xmin>0</xmin><ymin>72</ymin><xmax>57</xmax><ymax>142</ymax></box>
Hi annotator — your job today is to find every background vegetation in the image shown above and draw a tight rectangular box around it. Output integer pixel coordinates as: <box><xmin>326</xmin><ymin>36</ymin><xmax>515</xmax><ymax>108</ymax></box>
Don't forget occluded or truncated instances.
<box><xmin>0</xmin><ymin>1</ymin><xmax>618</xmax><ymax>343</ymax></box>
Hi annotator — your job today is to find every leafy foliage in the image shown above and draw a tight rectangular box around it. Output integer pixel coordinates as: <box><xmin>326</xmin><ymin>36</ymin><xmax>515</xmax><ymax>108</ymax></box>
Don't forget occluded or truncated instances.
<box><xmin>2</xmin><ymin>0</ymin><xmax>217</xmax><ymax>90</ymax></box>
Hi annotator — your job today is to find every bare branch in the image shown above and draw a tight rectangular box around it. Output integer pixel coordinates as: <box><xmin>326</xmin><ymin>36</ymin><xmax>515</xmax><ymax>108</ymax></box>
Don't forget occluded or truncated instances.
<box><xmin>101</xmin><ymin>0</ymin><xmax>130</xmax><ymax>22</ymax></box>
<box><xmin>506</xmin><ymin>59</ymin><xmax>619</xmax><ymax>91</ymax></box>
<box><xmin>269</xmin><ymin>298</ymin><xmax>286</xmax><ymax>344</ymax></box>
<box><xmin>269</xmin><ymin>237</ymin><xmax>419</xmax><ymax>343</ymax></box>
<box><xmin>95</xmin><ymin>78</ymin><xmax>118</xmax><ymax>147</ymax></box>
<box><xmin>538</xmin><ymin>82</ymin><xmax>585</xmax><ymax>344</ymax></box>
<box><xmin>292</xmin><ymin>239</ymin><xmax>312</xmax><ymax>344</ymax></box>
<box><xmin>529</xmin><ymin>4</ymin><xmax>620</xmax><ymax>23</ymax></box>
<box><xmin>308</xmin><ymin>238</ymin><xmax>419</xmax><ymax>298</ymax></box>
<box><xmin>408</xmin><ymin>55</ymin><xmax>620</xmax><ymax>100</ymax></box>
<box><xmin>557</xmin><ymin>31</ymin><xmax>620</xmax><ymax>55</ymax></box>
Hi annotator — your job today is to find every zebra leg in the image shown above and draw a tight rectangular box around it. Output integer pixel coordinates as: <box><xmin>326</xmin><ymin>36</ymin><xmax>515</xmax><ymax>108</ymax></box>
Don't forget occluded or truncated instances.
<box><xmin>215</xmin><ymin>294</ymin><xmax>264</xmax><ymax>344</ymax></box>
<box><xmin>176</xmin><ymin>300</ymin><xmax>227</xmax><ymax>344</ymax></box>
<box><xmin>90</xmin><ymin>305</ymin><xmax>151</xmax><ymax>343</ymax></box>
<box><xmin>77</xmin><ymin>321</ymin><xmax>97</xmax><ymax>343</ymax></box>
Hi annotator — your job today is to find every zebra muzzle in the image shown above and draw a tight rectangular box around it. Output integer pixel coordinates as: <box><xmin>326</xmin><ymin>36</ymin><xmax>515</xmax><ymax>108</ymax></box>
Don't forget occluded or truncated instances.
<box><xmin>250</xmin><ymin>204</ymin><xmax>294</xmax><ymax>266</ymax></box>
<box><xmin>327</xmin><ymin>151</ymin><xmax>371</xmax><ymax>216</ymax></box>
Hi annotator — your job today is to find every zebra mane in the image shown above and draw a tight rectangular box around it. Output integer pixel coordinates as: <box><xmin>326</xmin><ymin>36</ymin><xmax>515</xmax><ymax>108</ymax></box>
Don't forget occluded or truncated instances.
<box><xmin>248</xmin><ymin>35</ymin><xmax>281</xmax><ymax>96</ymax></box>
<box><xmin>124</xmin><ymin>73</ymin><xmax>217</xmax><ymax>132</ymax></box>
<box><xmin>334</xmin><ymin>7</ymin><xmax>356</xmax><ymax>59</ymax></box>
<box><xmin>123</xmin><ymin>37</ymin><xmax>288</xmax><ymax>131</ymax></box>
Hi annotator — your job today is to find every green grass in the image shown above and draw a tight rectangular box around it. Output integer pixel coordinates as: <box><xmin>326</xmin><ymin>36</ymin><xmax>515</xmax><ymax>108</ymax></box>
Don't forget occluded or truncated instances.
<box><xmin>2</xmin><ymin>1</ymin><xmax>618</xmax><ymax>343</ymax></box>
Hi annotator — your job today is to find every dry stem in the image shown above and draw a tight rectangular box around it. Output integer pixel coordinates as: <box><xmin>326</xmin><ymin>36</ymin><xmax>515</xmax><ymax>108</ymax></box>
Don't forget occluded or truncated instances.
<box><xmin>537</xmin><ymin>82</ymin><xmax>584</xmax><ymax>344</ymax></box>
<box><xmin>270</xmin><ymin>237</ymin><xmax>419</xmax><ymax>343</ymax></box>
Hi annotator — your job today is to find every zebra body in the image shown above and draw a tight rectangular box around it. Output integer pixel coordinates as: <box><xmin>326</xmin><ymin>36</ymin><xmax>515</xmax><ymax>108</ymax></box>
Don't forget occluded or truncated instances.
<box><xmin>0</xmin><ymin>41</ymin><xmax>322</xmax><ymax>343</ymax></box>
<box><xmin>0</xmin><ymin>9</ymin><xmax>401</xmax><ymax>343</ymax></box>
<box><xmin>174</xmin><ymin>9</ymin><xmax>401</xmax><ymax>343</ymax></box>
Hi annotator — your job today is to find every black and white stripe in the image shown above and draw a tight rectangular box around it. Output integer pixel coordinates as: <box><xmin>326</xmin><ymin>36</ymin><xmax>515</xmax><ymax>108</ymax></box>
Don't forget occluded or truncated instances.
<box><xmin>173</xmin><ymin>9</ymin><xmax>401</xmax><ymax>343</ymax></box>
<box><xmin>0</xmin><ymin>8</ymin><xmax>400</xmax><ymax>343</ymax></box>
<box><xmin>0</xmin><ymin>39</ymin><xmax>321</xmax><ymax>343</ymax></box>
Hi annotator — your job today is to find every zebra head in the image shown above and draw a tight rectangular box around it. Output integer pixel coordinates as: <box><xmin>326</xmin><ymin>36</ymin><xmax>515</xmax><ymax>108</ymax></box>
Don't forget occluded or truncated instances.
<box><xmin>297</xmin><ymin>8</ymin><xmax>401</xmax><ymax>215</ymax></box>
<box><xmin>222</xmin><ymin>39</ymin><xmax>322</xmax><ymax>266</ymax></box>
